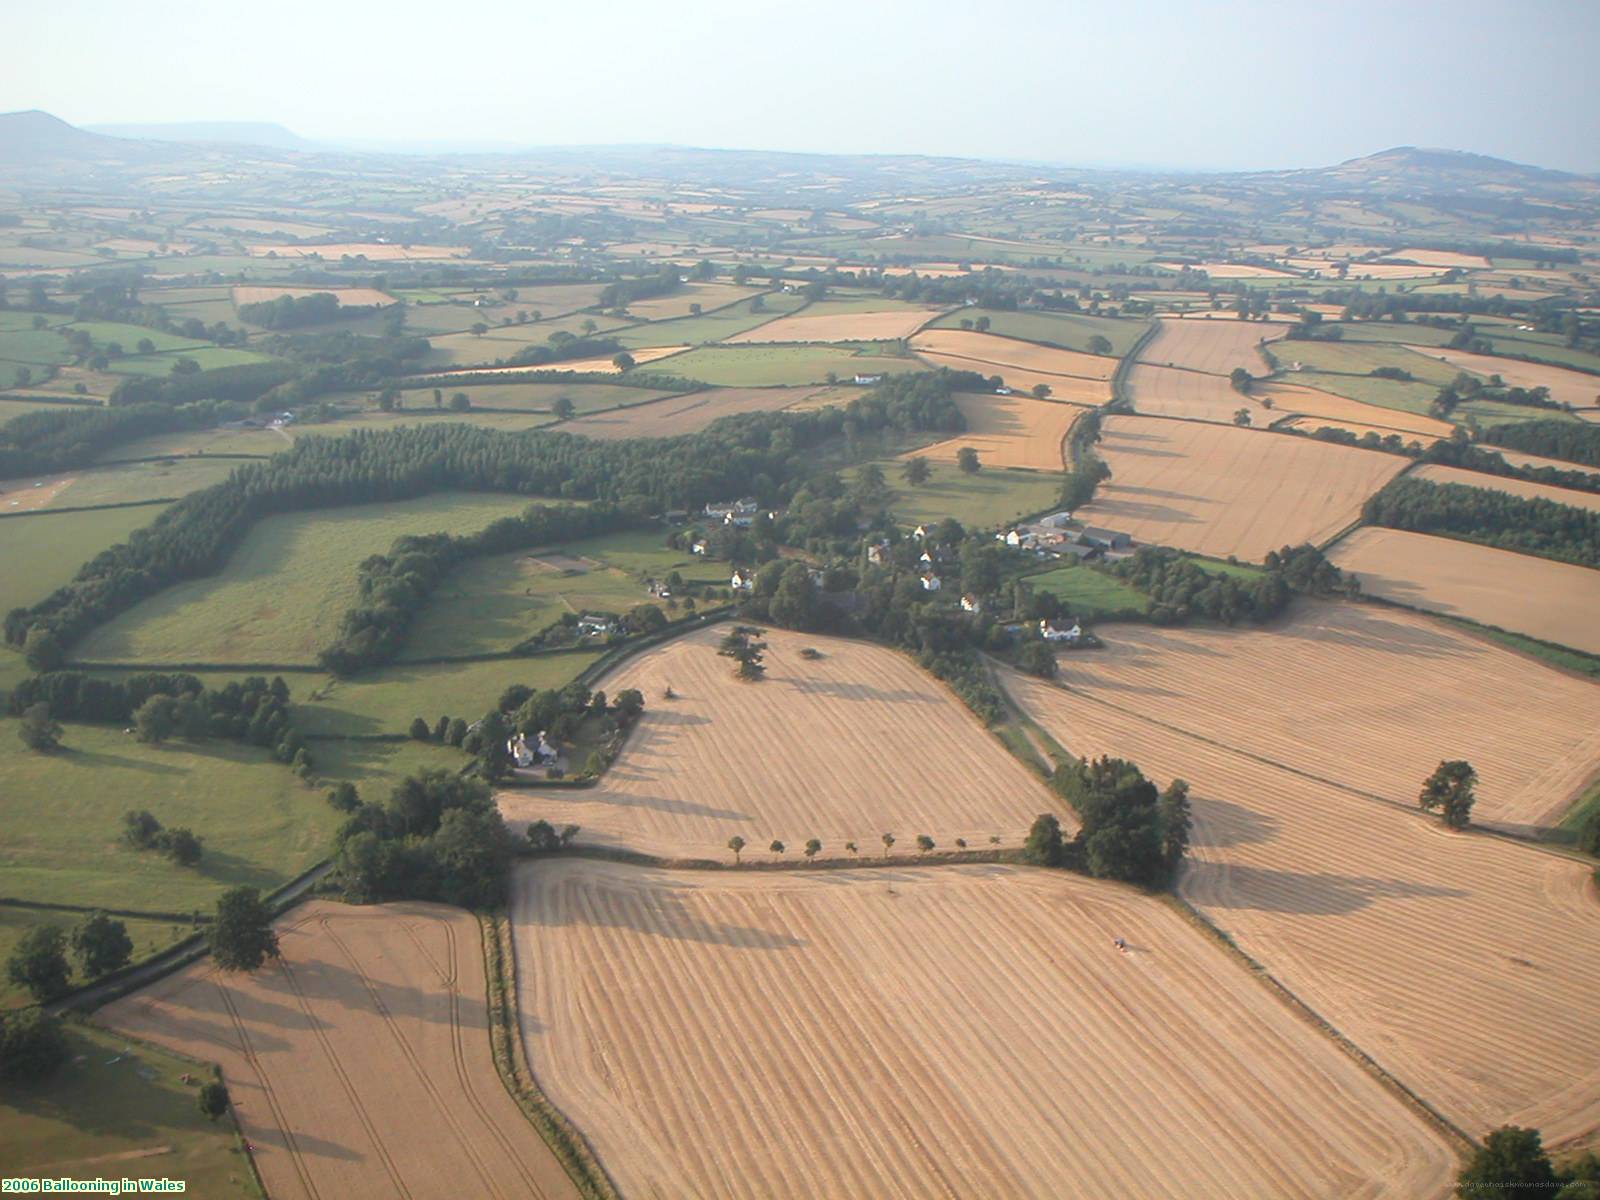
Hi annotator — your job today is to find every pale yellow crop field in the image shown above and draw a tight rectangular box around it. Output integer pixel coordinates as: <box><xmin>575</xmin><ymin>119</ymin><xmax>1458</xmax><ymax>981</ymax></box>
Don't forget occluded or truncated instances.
<box><xmin>911</xmin><ymin>329</ymin><xmax>1117</xmax><ymax>379</ymax></box>
<box><xmin>906</xmin><ymin>391</ymin><xmax>1081</xmax><ymax>470</ymax></box>
<box><xmin>725</xmin><ymin>307</ymin><xmax>942</xmax><ymax>343</ymax></box>
<box><xmin>1138</xmin><ymin>317</ymin><xmax>1288</xmax><ymax>375</ymax></box>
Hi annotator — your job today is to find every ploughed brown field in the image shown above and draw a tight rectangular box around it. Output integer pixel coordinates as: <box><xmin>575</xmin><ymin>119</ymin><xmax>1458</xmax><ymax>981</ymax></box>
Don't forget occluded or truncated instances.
<box><xmin>498</xmin><ymin>627</ymin><xmax>1061</xmax><ymax>859</ymax></box>
<box><xmin>559</xmin><ymin>386</ymin><xmax>825</xmax><ymax>439</ymax></box>
<box><xmin>1001</xmin><ymin>668</ymin><xmax>1600</xmax><ymax>1148</ymax></box>
<box><xmin>905</xmin><ymin>391</ymin><xmax>1081</xmax><ymax>470</ymax></box>
<box><xmin>100</xmin><ymin>902</ymin><xmax>580</xmax><ymax>1200</ymax></box>
<box><xmin>1411</xmin><ymin>463</ymin><xmax>1600</xmax><ymax>513</ymax></box>
<box><xmin>724</xmin><ymin>308</ymin><xmax>942</xmax><ymax>343</ymax></box>
<box><xmin>1049</xmin><ymin>601</ymin><xmax>1600</xmax><ymax>832</ymax></box>
<box><xmin>1329</xmin><ymin>527</ymin><xmax>1600</xmax><ymax>656</ymax></box>
<box><xmin>1138</xmin><ymin>317</ymin><xmax>1287</xmax><ymax>375</ymax></box>
<box><xmin>511</xmin><ymin>860</ymin><xmax>1456</xmax><ymax>1200</ymax></box>
<box><xmin>1079</xmin><ymin>415</ymin><xmax>1406</xmax><ymax>561</ymax></box>
<box><xmin>1406</xmin><ymin>346</ymin><xmax>1600</xmax><ymax>409</ymax></box>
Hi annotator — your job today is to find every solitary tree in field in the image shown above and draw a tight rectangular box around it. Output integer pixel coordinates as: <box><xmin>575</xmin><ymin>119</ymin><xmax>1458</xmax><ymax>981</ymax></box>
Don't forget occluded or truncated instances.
<box><xmin>955</xmin><ymin>838</ymin><xmax>967</xmax><ymax>849</ymax></box>
<box><xmin>210</xmin><ymin>887</ymin><xmax>279</xmax><ymax>973</ymax></box>
<box><xmin>845</xmin><ymin>841</ymin><xmax>858</xmax><ymax>856</ymax></box>
<box><xmin>1031</xmin><ymin>383</ymin><xmax>1052</xmax><ymax>400</ymax></box>
<box><xmin>989</xmin><ymin>835</ymin><xmax>1001</xmax><ymax>845</ymax></box>
<box><xmin>581</xmin><ymin>318</ymin><xmax>598</xmax><ymax>335</ymax></box>
<box><xmin>470</xmin><ymin>322</ymin><xmax>488</xmax><ymax>337</ymax></box>
<box><xmin>974</xmin><ymin>316</ymin><xmax>990</xmax><ymax>332</ymax></box>
<box><xmin>1088</xmin><ymin>334</ymin><xmax>1113</xmax><ymax>356</ymax></box>
<box><xmin>72</xmin><ymin>913</ymin><xmax>132</xmax><ymax>979</ymax></box>
<box><xmin>18</xmin><ymin>703</ymin><xmax>62</xmax><ymax>753</ymax></box>
<box><xmin>5</xmin><ymin>926</ymin><xmax>71</xmax><ymax>1002</ymax></box>
<box><xmin>1229</xmin><ymin>367</ymin><xmax>1252</xmax><ymax>394</ymax></box>
<box><xmin>718</xmin><ymin>626</ymin><xmax>769</xmax><ymax>682</ymax></box>
<box><xmin>956</xmin><ymin>446</ymin><xmax>981</xmax><ymax>474</ymax></box>
<box><xmin>552</xmin><ymin>396</ymin><xmax>576</xmax><ymax>420</ymax></box>
<box><xmin>449</xmin><ymin>392</ymin><xmax>471</xmax><ymax>412</ymax></box>
<box><xmin>804</xmin><ymin>838</ymin><xmax>822</xmax><ymax>863</ymax></box>
<box><xmin>1419</xmin><ymin>760</ymin><xmax>1477</xmax><ymax>830</ymax></box>
<box><xmin>902</xmin><ymin>455</ymin><xmax>931</xmax><ymax>486</ymax></box>
<box><xmin>1232</xmin><ymin>407</ymin><xmax>1252</xmax><ymax>426</ymax></box>
<box><xmin>769</xmin><ymin>840</ymin><xmax>785</xmax><ymax>858</ymax></box>
<box><xmin>727</xmin><ymin>835</ymin><xmax>746</xmax><ymax>864</ymax></box>
<box><xmin>915</xmin><ymin>835</ymin><xmax>935</xmax><ymax>858</ymax></box>
<box><xmin>881</xmin><ymin>833</ymin><xmax>896</xmax><ymax>858</ymax></box>
<box><xmin>612</xmin><ymin>351</ymin><xmax>636</xmax><ymax>371</ymax></box>
<box><xmin>198</xmin><ymin>1081</ymin><xmax>230</xmax><ymax>1122</ymax></box>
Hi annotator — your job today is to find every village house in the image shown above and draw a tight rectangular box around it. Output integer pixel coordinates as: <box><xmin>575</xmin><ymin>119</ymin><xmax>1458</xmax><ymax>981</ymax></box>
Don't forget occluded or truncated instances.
<box><xmin>576</xmin><ymin>614</ymin><xmax>616</xmax><ymax>638</ymax></box>
<box><xmin>690</xmin><ymin>538</ymin><xmax>709</xmax><ymax>556</ymax></box>
<box><xmin>853</xmin><ymin>373</ymin><xmax>884</xmax><ymax>385</ymax></box>
<box><xmin>865</xmin><ymin>540</ymin><xmax>890</xmax><ymax>566</ymax></box>
<box><xmin>920</xmin><ymin>572</ymin><xmax>942</xmax><ymax>592</ymax></box>
<box><xmin>911</xmin><ymin>524</ymin><xmax>931</xmax><ymax>541</ymax></box>
<box><xmin>730</xmin><ymin>568</ymin><xmax>755</xmax><ymax>592</ymax></box>
<box><xmin>1040</xmin><ymin>618</ymin><xmax>1083</xmax><ymax>644</ymax></box>
<box><xmin>1071</xmin><ymin>526</ymin><xmax>1133</xmax><ymax>551</ymax></box>
<box><xmin>960</xmin><ymin>593</ymin><xmax>982</xmax><ymax>613</ymax></box>
<box><xmin>705</xmin><ymin>497</ymin><xmax>761</xmax><ymax>527</ymax></box>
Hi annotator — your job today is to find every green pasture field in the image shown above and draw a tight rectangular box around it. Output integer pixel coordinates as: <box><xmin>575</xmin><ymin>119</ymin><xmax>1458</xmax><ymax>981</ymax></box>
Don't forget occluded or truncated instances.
<box><xmin>106</xmin><ymin>347</ymin><xmax>273</xmax><ymax>377</ymax></box>
<box><xmin>293</xmin><ymin>407</ymin><xmax>558</xmax><ymax>436</ymax></box>
<box><xmin>0</xmin><ymin>504</ymin><xmax>169</xmax><ymax>617</ymax></box>
<box><xmin>793</xmin><ymin>294</ymin><xmax>942</xmax><ymax>315</ymax></box>
<box><xmin>1278</xmin><ymin>368</ymin><xmax>1446</xmax><ymax>417</ymax></box>
<box><xmin>1326</xmin><ymin>322</ymin><xmax>1455</xmax><ymax>348</ymax></box>
<box><xmin>0</xmin><ymin>311</ymin><xmax>72</xmax><ymax>332</ymax></box>
<box><xmin>0</xmin><ymin>245</ymin><xmax>104</xmax><ymax>269</ymax></box>
<box><xmin>396</xmin><ymin>380</ymin><xmax>674</xmax><ymax>414</ymax></box>
<box><xmin>95</xmin><ymin>427</ymin><xmax>286</xmax><ymax>461</ymax></box>
<box><xmin>1476</xmin><ymin>330</ymin><xmax>1600</xmax><ymax>376</ymax></box>
<box><xmin>868</xmin><ymin>462</ymin><xmax>1063</xmax><ymax>531</ymax></box>
<box><xmin>0</xmin><ymin>718</ymin><xmax>338</xmax><ymax>914</ymax></box>
<box><xmin>0</xmin><ymin>1021</ymin><xmax>258</xmax><ymax>1196</ymax></box>
<box><xmin>1275</xmin><ymin>340</ymin><xmax>1463</xmax><ymax>385</ymax></box>
<box><xmin>930</xmin><ymin>309</ymin><xmax>1147</xmax><ymax>356</ymax></box>
<box><xmin>419</xmin><ymin>315</ymin><xmax>632</xmax><ymax>366</ymax></box>
<box><xmin>402</xmin><ymin>528</ymin><xmax>718</xmax><ymax>660</ymax></box>
<box><xmin>1019</xmin><ymin>563</ymin><xmax>1151</xmax><ymax>617</ymax></box>
<box><xmin>47</xmin><ymin>459</ymin><xmax>242</xmax><ymax>509</ymax></box>
<box><xmin>136</xmin><ymin>286</ymin><xmax>232</xmax><ymax>305</ymax></box>
<box><xmin>0</xmin><ymin>327</ymin><xmax>75</xmax><ymax>368</ymax></box>
<box><xmin>661</xmin><ymin>344</ymin><xmax>924</xmax><ymax>387</ymax></box>
<box><xmin>76</xmin><ymin>493</ymin><xmax>540</xmax><ymax>667</ymax></box>
<box><xmin>154</xmin><ymin>297</ymin><xmax>240</xmax><ymax>325</ymax></box>
<box><xmin>292</xmin><ymin>652</ymin><xmax>605</xmax><ymax>737</ymax></box>
<box><xmin>66</xmin><ymin>321</ymin><xmax>208</xmax><ymax>353</ymax></box>
<box><xmin>613</xmin><ymin>293</ymin><xmax>806</xmax><ymax>348</ymax></box>
<box><xmin>0</xmin><ymin>396</ymin><xmax>99</xmax><ymax>419</ymax></box>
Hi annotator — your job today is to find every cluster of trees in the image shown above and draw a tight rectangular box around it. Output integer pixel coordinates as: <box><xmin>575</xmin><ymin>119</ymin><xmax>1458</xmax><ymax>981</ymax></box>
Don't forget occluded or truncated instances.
<box><xmin>5</xmin><ymin>912</ymin><xmax>136</xmax><ymax>1002</ymax></box>
<box><xmin>122</xmin><ymin>809</ymin><xmax>203</xmax><ymax>867</ymax></box>
<box><xmin>598</xmin><ymin>267</ymin><xmax>684</xmax><ymax>310</ymax></box>
<box><xmin>1419</xmin><ymin>760</ymin><xmax>1477</xmax><ymax>830</ymax></box>
<box><xmin>1039</xmin><ymin>757</ymin><xmax>1191</xmax><ymax>887</ymax></box>
<box><xmin>0</xmin><ymin>399</ymin><xmax>236</xmax><ymax>478</ymax></box>
<box><xmin>0</xmin><ymin>1009</ymin><xmax>70</xmax><ymax>1084</ymax></box>
<box><xmin>109</xmin><ymin>361</ymin><xmax>295</xmax><ymax>407</ymax></box>
<box><xmin>1456</xmin><ymin>1125</ymin><xmax>1599</xmax><ymax>1197</ymax></box>
<box><xmin>718</xmin><ymin>625</ymin><xmax>768</xmax><ymax>680</ymax></box>
<box><xmin>1364</xmin><ymin>476</ymin><xmax>1600</xmax><ymax>569</ymax></box>
<box><xmin>238</xmin><ymin>292</ymin><xmax>381</xmax><ymax>330</ymax></box>
<box><xmin>1424</xmin><ymin>435</ymin><xmax>1600</xmax><ymax>495</ymax></box>
<box><xmin>505</xmin><ymin>334</ymin><xmax>623</xmax><ymax>370</ymax></box>
<box><xmin>1112</xmin><ymin>545</ymin><xmax>1348</xmax><ymax>626</ymax></box>
<box><xmin>1483</xmin><ymin>419</ymin><xmax>1600</xmax><ymax>469</ymax></box>
<box><xmin>7</xmin><ymin>372</ymin><xmax>972</xmax><ymax>654</ymax></box>
<box><xmin>319</xmin><ymin>501</ymin><xmax>639</xmax><ymax>674</ymax></box>
<box><xmin>330</xmin><ymin>770</ymin><xmax>514</xmax><ymax>908</ymax></box>
<box><xmin>7</xmin><ymin>672</ymin><xmax>309</xmax><ymax>776</ymax></box>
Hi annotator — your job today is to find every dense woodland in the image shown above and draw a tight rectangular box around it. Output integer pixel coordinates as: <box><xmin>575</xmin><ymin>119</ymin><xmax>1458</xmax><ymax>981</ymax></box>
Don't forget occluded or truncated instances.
<box><xmin>1364</xmin><ymin>475</ymin><xmax>1600</xmax><ymax>568</ymax></box>
<box><xmin>1111</xmin><ymin>544</ymin><xmax>1350</xmax><ymax>625</ymax></box>
<box><xmin>1483</xmin><ymin>419</ymin><xmax>1600</xmax><ymax>468</ymax></box>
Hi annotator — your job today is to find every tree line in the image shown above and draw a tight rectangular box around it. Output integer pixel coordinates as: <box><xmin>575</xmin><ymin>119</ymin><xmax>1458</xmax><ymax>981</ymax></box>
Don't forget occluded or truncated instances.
<box><xmin>1111</xmin><ymin>545</ymin><xmax>1350</xmax><ymax>626</ymax></box>
<box><xmin>237</xmin><ymin>292</ymin><xmax>383</xmax><ymax>330</ymax></box>
<box><xmin>319</xmin><ymin>501</ymin><xmax>641</xmax><ymax>674</ymax></box>
<box><xmin>0</xmin><ymin>399</ymin><xmax>237</xmax><ymax>478</ymax></box>
<box><xmin>1363</xmin><ymin>475</ymin><xmax>1600</xmax><ymax>569</ymax></box>
<box><xmin>1482</xmin><ymin>419</ymin><xmax>1600</xmax><ymax>469</ymax></box>
<box><xmin>1025</xmin><ymin>756</ymin><xmax>1190</xmax><ymax>888</ymax></box>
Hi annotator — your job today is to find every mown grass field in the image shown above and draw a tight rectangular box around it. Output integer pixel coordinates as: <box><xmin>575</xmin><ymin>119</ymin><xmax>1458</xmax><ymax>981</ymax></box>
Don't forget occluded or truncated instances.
<box><xmin>1020</xmin><ymin>563</ymin><xmax>1150</xmax><ymax>616</ymax></box>
<box><xmin>76</xmin><ymin>493</ymin><xmax>539</xmax><ymax>666</ymax></box>
<box><xmin>396</xmin><ymin>380</ymin><xmax>674</xmax><ymax>414</ymax></box>
<box><xmin>105</xmin><ymin>347</ymin><xmax>273</xmax><ymax>377</ymax></box>
<box><xmin>0</xmin><ymin>504</ymin><xmax>169</xmax><ymax>616</ymax></box>
<box><xmin>871</xmin><ymin>462</ymin><xmax>1063</xmax><ymax>530</ymax></box>
<box><xmin>930</xmin><ymin>309</ymin><xmax>1148</xmax><ymax>356</ymax></box>
<box><xmin>292</xmin><ymin>652</ymin><xmax>604</xmax><ymax>736</ymax></box>
<box><xmin>48</xmin><ymin>458</ymin><xmax>243</xmax><ymax>508</ymax></box>
<box><xmin>614</xmin><ymin>293</ymin><xmax>806</xmax><ymax>348</ymax></box>
<box><xmin>0</xmin><ymin>719</ymin><xmax>338</xmax><ymax>914</ymax></box>
<box><xmin>0</xmin><ymin>1021</ymin><xmax>258</xmax><ymax>1197</ymax></box>
<box><xmin>658</xmin><ymin>344</ymin><xmax>924</xmax><ymax>387</ymax></box>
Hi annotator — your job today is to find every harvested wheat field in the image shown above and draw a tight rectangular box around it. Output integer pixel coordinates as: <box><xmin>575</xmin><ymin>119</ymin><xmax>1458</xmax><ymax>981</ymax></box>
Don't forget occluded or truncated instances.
<box><xmin>911</xmin><ymin>329</ymin><xmax>1117</xmax><ymax>380</ymax></box>
<box><xmin>1153</xmin><ymin>261</ymin><xmax>1298</xmax><ymax>278</ymax></box>
<box><xmin>231</xmin><ymin>286</ymin><xmax>397</xmax><ymax>307</ymax></box>
<box><xmin>561</xmin><ymin>386</ymin><xmax>824</xmax><ymax>439</ymax></box>
<box><xmin>419</xmin><ymin>345</ymin><xmax>688</xmax><ymax>380</ymax></box>
<box><xmin>100</xmin><ymin>901</ymin><xmax>580</xmax><ymax>1200</ymax></box>
<box><xmin>512</xmin><ymin>859</ymin><xmax>1455</xmax><ymax>1200</ymax></box>
<box><xmin>1002</xmin><ymin>669</ymin><xmax>1600</xmax><ymax>1147</ymax></box>
<box><xmin>1257</xmin><ymin>382</ymin><xmax>1453</xmax><ymax>440</ymax></box>
<box><xmin>1079</xmin><ymin>415</ymin><xmax>1405</xmax><ymax>561</ymax></box>
<box><xmin>1126</xmin><ymin>363</ymin><xmax>1258</xmax><ymax>422</ymax></box>
<box><xmin>1139</xmin><ymin>317</ymin><xmax>1287</xmax><ymax>375</ymax></box>
<box><xmin>498</xmin><ymin>627</ymin><xmax>1060</xmax><ymax>859</ymax></box>
<box><xmin>625</xmin><ymin>283</ymin><xmax>762</xmax><ymax>321</ymax></box>
<box><xmin>248</xmin><ymin>242</ymin><xmax>468</xmax><ymax>260</ymax></box>
<box><xmin>1329</xmin><ymin>527</ymin><xmax>1600</xmax><ymax>656</ymax></box>
<box><xmin>906</xmin><ymin>391</ymin><xmax>1080</xmax><ymax>470</ymax></box>
<box><xmin>1411</xmin><ymin>463</ymin><xmax>1600</xmax><ymax>514</ymax></box>
<box><xmin>914</xmin><ymin>354</ymin><xmax>1111</xmax><ymax>404</ymax></box>
<box><xmin>1052</xmin><ymin>601</ymin><xmax>1600</xmax><ymax>831</ymax></box>
<box><xmin>1406</xmin><ymin>346</ymin><xmax>1600</xmax><ymax>409</ymax></box>
<box><xmin>724</xmin><ymin>308</ymin><xmax>941</xmax><ymax>343</ymax></box>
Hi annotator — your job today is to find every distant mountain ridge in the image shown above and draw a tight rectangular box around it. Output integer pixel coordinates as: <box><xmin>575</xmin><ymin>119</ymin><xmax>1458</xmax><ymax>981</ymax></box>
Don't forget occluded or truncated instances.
<box><xmin>84</xmin><ymin>120</ymin><xmax>316</xmax><ymax>150</ymax></box>
<box><xmin>0</xmin><ymin>109</ymin><xmax>154</xmax><ymax>166</ymax></box>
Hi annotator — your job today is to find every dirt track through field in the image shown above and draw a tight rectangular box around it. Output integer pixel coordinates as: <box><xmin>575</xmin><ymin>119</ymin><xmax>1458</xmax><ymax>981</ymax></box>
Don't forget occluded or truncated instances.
<box><xmin>100</xmin><ymin>901</ymin><xmax>580</xmax><ymax>1200</ymax></box>
<box><xmin>1080</xmin><ymin>415</ymin><xmax>1405</xmax><ymax>561</ymax></box>
<box><xmin>1001</xmin><ymin>667</ymin><xmax>1600</xmax><ymax>1147</ymax></box>
<box><xmin>498</xmin><ymin>627</ymin><xmax>1062</xmax><ymax>859</ymax></box>
<box><xmin>1051</xmin><ymin>601</ymin><xmax>1600</xmax><ymax>831</ymax></box>
<box><xmin>1329</xmin><ymin>527</ymin><xmax>1600</xmax><ymax>656</ymax></box>
<box><xmin>511</xmin><ymin>860</ymin><xmax>1456</xmax><ymax>1200</ymax></box>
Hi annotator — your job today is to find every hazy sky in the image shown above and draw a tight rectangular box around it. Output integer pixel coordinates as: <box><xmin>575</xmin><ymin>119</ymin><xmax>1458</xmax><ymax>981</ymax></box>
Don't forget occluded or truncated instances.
<box><xmin>10</xmin><ymin>0</ymin><xmax>1600</xmax><ymax>172</ymax></box>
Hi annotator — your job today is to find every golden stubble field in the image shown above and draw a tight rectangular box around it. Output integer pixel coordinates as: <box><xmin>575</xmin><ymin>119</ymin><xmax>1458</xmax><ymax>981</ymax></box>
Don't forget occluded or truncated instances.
<box><xmin>911</xmin><ymin>329</ymin><xmax>1117</xmax><ymax>380</ymax></box>
<box><xmin>100</xmin><ymin>901</ymin><xmax>579</xmax><ymax>1200</ymax></box>
<box><xmin>906</xmin><ymin>391</ymin><xmax>1081</xmax><ymax>470</ymax></box>
<box><xmin>560</xmin><ymin>386</ymin><xmax>825</xmax><ymax>439</ymax></box>
<box><xmin>1406</xmin><ymin>346</ymin><xmax>1600</xmax><ymax>409</ymax></box>
<box><xmin>231</xmin><ymin>286</ymin><xmax>397</xmax><ymax>308</ymax></box>
<box><xmin>511</xmin><ymin>859</ymin><xmax>1456</xmax><ymax>1200</ymax></box>
<box><xmin>1001</xmin><ymin>667</ymin><xmax>1600</xmax><ymax>1147</ymax></box>
<box><xmin>1049</xmin><ymin>601</ymin><xmax>1600</xmax><ymax>832</ymax></box>
<box><xmin>498</xmin><ymin>627</ymin><xmax>1062</xmax><ymax>859</ymax></box>
<box><xmin>724</xmin><ymin>308</ymin><xmax>942</xmax><ymax>343</ymax></box>
<box><xmin>1329</xmin><ymin>527</ymin><xmax>1600</xmax><ymax>656</ymax></box>
<box><xmin>1138</xmin><ymin>317</ymin><xmax>1288</xmax><ymax>375</ymax></box>
<box><xmin>1080</xmin><ymin>415</ymin><xmax>1406</xmax><ymax>561</ymax></box>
